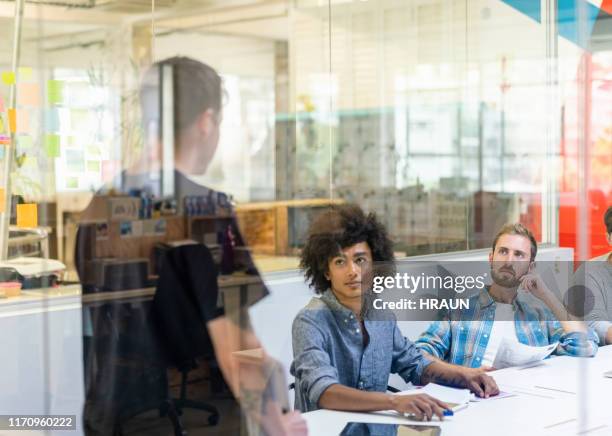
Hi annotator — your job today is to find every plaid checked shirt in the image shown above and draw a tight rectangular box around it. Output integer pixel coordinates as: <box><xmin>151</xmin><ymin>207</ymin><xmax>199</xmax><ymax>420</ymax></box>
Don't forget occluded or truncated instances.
<box><xmin>415</xmin><ymin>287</ymin><xmax>599</xmax><ymax>367</ymax></box>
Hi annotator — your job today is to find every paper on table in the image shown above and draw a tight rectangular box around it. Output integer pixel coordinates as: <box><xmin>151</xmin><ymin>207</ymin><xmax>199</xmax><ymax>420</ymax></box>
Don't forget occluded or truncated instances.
<box><xmin>378</xmin><ymin>383</ymin><xmax>469</xmax><ymax>418</ymax></box>
<box><xmin>470</xmin><ymin>390</ymin><xmax>516</xmax><ymax>402</ymax></box>
<box><xmin>421</xmin><ymin>383</ymin><xmax>471</xmax><ymax>405</ymax></box>
<box><xmin>396</xmin><ymin>383</ymin><xmax>471</xmax><ymax>405</ymax></box>
<box><xmin>492</xmin><ymin>338</ymin><xmax>558</xmax><ymax>369</ymax></box>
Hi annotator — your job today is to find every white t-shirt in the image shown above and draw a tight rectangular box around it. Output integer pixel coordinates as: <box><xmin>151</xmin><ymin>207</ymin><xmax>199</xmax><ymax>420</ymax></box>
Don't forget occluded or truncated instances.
<box><xmin>481</xmin><ymin>303</ymin><xmax>516</xmax><ymax>367</ymax></box>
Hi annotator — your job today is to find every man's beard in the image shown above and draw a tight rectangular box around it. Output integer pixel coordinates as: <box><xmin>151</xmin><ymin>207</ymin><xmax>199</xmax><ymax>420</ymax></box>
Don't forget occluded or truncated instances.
<box><xmin>491</xmin><ymin>266</ymin><xmax>522</xmax><ymax>288</ymax></box>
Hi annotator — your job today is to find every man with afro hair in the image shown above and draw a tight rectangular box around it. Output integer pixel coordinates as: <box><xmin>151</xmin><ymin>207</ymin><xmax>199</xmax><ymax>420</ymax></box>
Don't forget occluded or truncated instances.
<box><xmin>291</xmin><ymin>204</ymin><xmax>499</xmax><ymax>419</ymax></box>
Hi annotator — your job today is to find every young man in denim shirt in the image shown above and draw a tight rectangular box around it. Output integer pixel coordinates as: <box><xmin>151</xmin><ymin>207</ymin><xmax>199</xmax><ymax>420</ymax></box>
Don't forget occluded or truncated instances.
<box><xmin>290</xmin><ymin>205</ymin><xmax>499</xmax><ymax>420</ymax></box>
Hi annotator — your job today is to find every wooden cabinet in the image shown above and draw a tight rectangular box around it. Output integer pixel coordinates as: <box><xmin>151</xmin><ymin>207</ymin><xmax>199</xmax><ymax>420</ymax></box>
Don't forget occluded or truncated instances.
<box><xmin>235</xmin><ymin>198</ymin><xmax>343</xmax><ymax>256</ymax></box>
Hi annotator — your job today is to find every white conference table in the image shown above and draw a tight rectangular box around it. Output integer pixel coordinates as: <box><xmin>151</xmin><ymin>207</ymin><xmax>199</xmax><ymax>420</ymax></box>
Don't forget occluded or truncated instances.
<box><xmin>303</xmin><ymin>345</ymin><xmax>612</xmax><ymax>436</ymax></box>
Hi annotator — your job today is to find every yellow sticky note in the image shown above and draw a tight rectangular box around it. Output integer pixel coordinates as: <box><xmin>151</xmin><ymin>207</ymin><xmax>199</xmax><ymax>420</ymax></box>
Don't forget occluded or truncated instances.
<box><xmin>18</xmin><ymin>83</ymin><xmax>40</xmax><ymax>106</ymax></box>
<box><xmin>17</xmin><ymin>203</ymin><xmax>37</xmax><ymax>228</ymax></box>
<box><xmin>1</xmin><ymin>72</ymin><xmax>15</xmax><ymax>85</ymax></box>
<box><xmin>18</xmin><ymin>67</ymin><xmax>32</xmax><ymax>82</ymax></box>
<box><xmin>0</xmin><ymin>188</ymin><xmax>5</xmax><ymax>213</ymax></box>
<box><xmin>7</xmin><ymin>108</ymin><xmax>16</xmax><ymax>133</ymax></box>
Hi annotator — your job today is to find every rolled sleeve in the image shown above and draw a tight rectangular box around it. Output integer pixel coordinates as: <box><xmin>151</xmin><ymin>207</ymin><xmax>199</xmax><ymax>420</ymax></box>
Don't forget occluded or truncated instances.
<box><xmin>548</xmin><ymin>320</ymin><xmax>599</xmax><ymax>357</ymax></box>
<box><xmin>290</xmin><ymin>313</ymin><xmax>339</xmax><ymax>410</ymax></box>
<box><xmin>391</xmin><ymin>324</ymin><xmax>433</xmax><ymax>385</ymax></box>
<box><xmin>415</xmin><ymin>320</ymin><xmax>452</xmax><ymax>360</ymax></box>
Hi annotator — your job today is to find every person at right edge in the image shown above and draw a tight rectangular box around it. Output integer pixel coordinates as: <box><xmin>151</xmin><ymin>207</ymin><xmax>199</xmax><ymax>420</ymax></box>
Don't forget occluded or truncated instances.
<box><xmin>581</xmin><ymin>205</ymin><xmax>612</xmax><ymax>345</ymax></box>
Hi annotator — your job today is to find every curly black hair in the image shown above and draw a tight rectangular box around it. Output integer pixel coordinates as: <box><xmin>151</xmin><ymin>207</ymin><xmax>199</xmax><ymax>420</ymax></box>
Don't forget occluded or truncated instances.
<box><xmin>300</xmin><ymin>204</ymin><xmax>394</xmax><ymax>294</ymax></box>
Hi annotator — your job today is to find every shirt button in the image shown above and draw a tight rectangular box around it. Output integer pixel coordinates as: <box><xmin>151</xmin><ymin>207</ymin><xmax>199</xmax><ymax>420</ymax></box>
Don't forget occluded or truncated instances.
<box><xmin>350</xmin><ymin>315</ymin><xmax>354</xmax><ymax>319</ymax></box>
<box><xmin>356</xmin><ymin>329</ymin><xmax>360</xmax><ymax>334</ymax></box>
<box><xmin>476</xmin><ymin>357</ymin><xmax>481</xmax><ymax>361</ymax></box>
<box><xmin>344</xmin><ymin>319</ymin><xmax>348</xmax><ymax>323</ymax></box>
<box><xmin>484</xmin><ymin>334</ymin><xmax>488</xmax><ymax>338</ymax></box>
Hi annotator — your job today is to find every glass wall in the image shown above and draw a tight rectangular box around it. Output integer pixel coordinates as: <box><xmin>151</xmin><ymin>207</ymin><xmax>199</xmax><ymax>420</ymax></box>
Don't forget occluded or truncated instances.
<box><xmin>3</xmin><ymin>0</ymin><xmax>608</xmax><ymax>273</ymax></box>
<box><xmin>0</xmin><ymin>0</ymin><xmax>609</xmax><ymax>434</ymax></box>
<box><xmin>289</xmin><ymin>0</ymin><xmax>559</xmax><ymax>258</ymax></box>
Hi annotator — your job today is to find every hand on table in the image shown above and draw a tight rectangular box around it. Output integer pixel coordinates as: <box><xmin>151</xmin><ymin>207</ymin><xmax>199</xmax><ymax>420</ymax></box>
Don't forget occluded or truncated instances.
<box><xmin>389</xmin><ymin>393</ymin><xmax>451</xmax><ymax>421</ymax></box>
<box><xmin>460</xmin><ymin>367</ymin><xmax>499</xmax><ymax>398</ymax></box>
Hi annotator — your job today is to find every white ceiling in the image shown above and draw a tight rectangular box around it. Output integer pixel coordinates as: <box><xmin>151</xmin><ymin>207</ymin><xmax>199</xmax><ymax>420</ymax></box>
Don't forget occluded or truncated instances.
<box><xmin>0</xmin><ymin>0</ymin><xmax>289</xmax><ymax>46</ymax></box>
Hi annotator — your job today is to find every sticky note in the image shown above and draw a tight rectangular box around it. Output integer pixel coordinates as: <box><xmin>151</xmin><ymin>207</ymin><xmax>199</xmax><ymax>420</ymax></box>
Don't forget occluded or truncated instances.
<box><xmin>71</xmin><ymin>109</ymin><xmax>90</xmax><ymax>129</ymax></box>
<box><xmin>18</xmin><ymin>83</ymin><xmax>40</xmax><ymax>106</ymax></box>
<box><xmin>0</xmin><ymin>188</ymin><xmax>5</xmax><ymax>213</ymax></box>
<box><xmin>44</xmin><ymin>134</ymin><xmax>60</xmax><ymax>157</ymax></box>
<box><xmin>47</xmin><ymin>80</ymin><xmax>64</xmax><ymax>105</ymax></box>
<box><xmin>66</xmin><ymin>149</ymin><xmax>84</xmax><ymax>172</ymax></box>
<box><xmin>44</xmin><ymin>108</ymin><xmax>60</xmax><ymax>132</ymax></box>
<box><xmin>86</xmin><ymin>144</ymin><xmax>101</xmax><ymax>156</ymax></box>
<box><xmin>101</xmin><ymin>160</ymin><xmax>118</xmax><ymax>180</ymax></box>
<box><xmin>17</xmin><ymin>135</ymin><xmax>33</xmax><ymax>149</ymax></box>
<box><xmin>16</xmin><ymin>109</ymin><xmax>29</xmax><ymax>133</ymax></box>
<box><xmin>18</xmin><ymin>67</ymin><xmax>32</xmax><ymax>82</ymax></box>
<box><xmin>86</xmin><ymin>160</ymin><xmax>100</xmax><ymax>172</ymax></box>
<box><xmin>1</xmin><ymin>72</ymin><xmax>15</xmax><ymax>85</ymax></box>
<box><xmin>66</xmin><ymin>177</ymin><xmax>78</xmax><ymax>189</ymax></box>
<box><xmin>7</xmin><ymin>108</ymin><xmax>16</xmax><ymax>133</ymax></box>
<box><xmin>7</xmin><ymin>109</ymin><xmax>27</xmax><ymax>133</ymax></box>
<box><xmin>17</xmin><ymin>203</ymin><xmax>37</xmax><ymax>228</ymax></box>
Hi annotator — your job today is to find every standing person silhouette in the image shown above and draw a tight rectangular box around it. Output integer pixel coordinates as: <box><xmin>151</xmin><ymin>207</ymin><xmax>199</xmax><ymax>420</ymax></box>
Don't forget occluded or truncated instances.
<box><xmin>76</xmin><ymin>57</ymin><xmax>307</xmax><ymax>436</ymax></box>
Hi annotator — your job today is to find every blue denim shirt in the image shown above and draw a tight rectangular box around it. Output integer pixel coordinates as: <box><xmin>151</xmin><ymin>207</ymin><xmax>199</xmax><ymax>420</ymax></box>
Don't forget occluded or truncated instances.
<box><xmin>290</xmin><ymin>290</ymin><xmax>432</xmax><ymax>412</ymax></box>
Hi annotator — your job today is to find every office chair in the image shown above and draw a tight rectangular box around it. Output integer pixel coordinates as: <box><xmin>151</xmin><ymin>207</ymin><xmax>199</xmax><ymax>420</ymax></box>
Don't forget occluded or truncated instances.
<box><xmin>83</xmin><ymin>301</ymin><xmax>178</xmax><ymax>436</ymax></box>
<box><xmin>153</xmin><ymin>244</ymin><xmax>224</xmax><ymax>434</ymax></box>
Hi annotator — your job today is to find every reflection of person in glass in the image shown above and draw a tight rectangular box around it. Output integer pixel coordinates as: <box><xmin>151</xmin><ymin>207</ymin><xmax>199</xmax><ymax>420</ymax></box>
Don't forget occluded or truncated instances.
<box><xmin>416</xmin><ymin>223</ymin><xmax>599</xmax><ymax>368</ymax></box>
<box><xmin>582</xmin><ymin>206</ymin><xmax>612</xmax><ymax>345</ymax></box>
<box><xmin>76</xmin><ymin>57</ymin><xmax>306</xmax><ymax>435</ymax></box>
<box><xmin>291</xmin><ymin>205</ymin><xmax>498</xmax><ymax>420</ymax></box>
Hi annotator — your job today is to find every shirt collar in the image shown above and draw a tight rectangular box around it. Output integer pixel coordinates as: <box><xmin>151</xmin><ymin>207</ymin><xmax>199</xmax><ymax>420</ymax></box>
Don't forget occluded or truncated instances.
<box><xmin>479</xmin><ymin>286</ymin><xmax>528</xmax><ymax>312</ymax></box>
<box><xmin>320</xmin><ymin>289</ymin><xmax>359</xmax><ymax>318</ymax></box>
